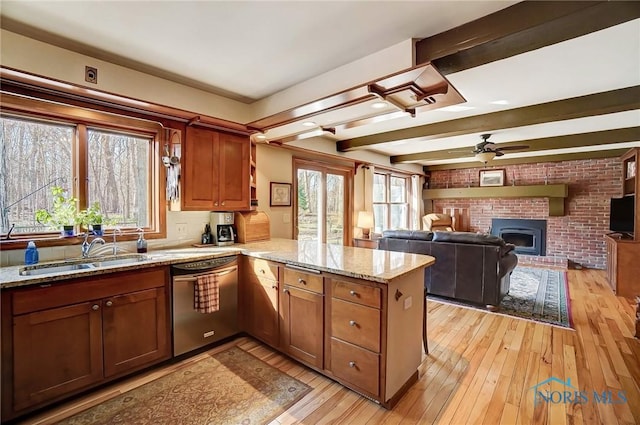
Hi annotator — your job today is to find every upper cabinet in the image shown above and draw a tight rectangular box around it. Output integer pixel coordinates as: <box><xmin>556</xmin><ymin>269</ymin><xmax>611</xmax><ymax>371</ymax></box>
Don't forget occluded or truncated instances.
<box><xmin>182</xmin><ymin>126</ymin><xmax>251</xmax><ymax>211</ymax></box>
<box><xmin>621</xmin><ymin>147</ymin><xmax>640</xmax><ymax>242</ymax></box>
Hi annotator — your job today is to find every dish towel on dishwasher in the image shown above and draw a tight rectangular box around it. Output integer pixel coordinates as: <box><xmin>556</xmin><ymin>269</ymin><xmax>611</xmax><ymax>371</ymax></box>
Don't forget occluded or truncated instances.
<box><xmin>194</xmin><ymin>273</ymin><xmax>219</xmax><ymax>313</ymax></box>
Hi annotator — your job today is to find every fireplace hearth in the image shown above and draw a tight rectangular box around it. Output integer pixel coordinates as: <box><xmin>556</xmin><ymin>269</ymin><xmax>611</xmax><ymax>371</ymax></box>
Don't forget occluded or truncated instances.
<box><xmin>491</xmin><ymin>218</ymin><xmax>547</xmax><ymax>256</ymax></box>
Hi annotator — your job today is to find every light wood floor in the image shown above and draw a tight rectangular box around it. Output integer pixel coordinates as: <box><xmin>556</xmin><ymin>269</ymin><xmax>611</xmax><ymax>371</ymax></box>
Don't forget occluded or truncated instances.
<box><xmin>19</xmin><ymin>269</ymin><xmax>640</xmax><ymax>425</ymax></box>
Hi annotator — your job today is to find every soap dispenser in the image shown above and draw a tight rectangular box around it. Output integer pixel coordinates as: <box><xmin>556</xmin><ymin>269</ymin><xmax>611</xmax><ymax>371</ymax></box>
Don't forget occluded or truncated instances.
<box><xmin>24</xmin><ymin>241</ymin><xmax>39</xmax><ymax>265</ymax></box>
<box><xmin>136</xmin><ymin>228</ymin><xmax>148</xmax><ymax>253</ymax></box>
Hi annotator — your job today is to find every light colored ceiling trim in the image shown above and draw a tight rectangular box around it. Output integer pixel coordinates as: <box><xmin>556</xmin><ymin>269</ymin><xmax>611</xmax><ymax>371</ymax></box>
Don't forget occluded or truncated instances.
<box><xmin>391</xmin><ymin>127</ymin><xmax>640</xmax><ymax>163</ymax></box>
<box><xmin>337</xmin><ymin>86</ymin><xmax>640</xmax><ymax>152</ymax></box>
<box><xmin>423</xmin><ymin>149</ymin><xmax>630</xmax><ymax>171</ymax></box>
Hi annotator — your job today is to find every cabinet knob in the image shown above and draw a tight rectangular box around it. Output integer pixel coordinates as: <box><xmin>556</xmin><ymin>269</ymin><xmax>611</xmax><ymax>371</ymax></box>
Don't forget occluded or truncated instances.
<box><xmin>105</xmin><ymin>300</ymin><xmax>113</xmax><ymax>307</ymax></box>
<box><xmin>222</xmin><ymin>202</ymin><xmax>225</xmax><ymax>206</ymax></box>
<box><xmin>271</xmin><ymin>285</ymin><xmax>278</xmax><ymax>290</ymax></box>
<box><xmin>298</xmin><ymin>278</ymin><xmax>306</xmax><ymax>285</ymax></box>
<box><xmin>349</xmin><ymin>320</ymin><xmax>357</xmax><ymax>327</ymax></box>
<box><xmin>259</xmin><ymin>269</ymin><xmax>265</xmax><ymax>274</ymax></box>
<box><xmin>214</xmin><ymin>202</ymin><xmax>218</xmax><ymax>206</ymax></box>
<box><xmin>349</xmin><ymin>361</ymin><xmax>356</xmax><ymax>368</ymax></box>
<box><xmin>283</xmin><ymin>288</ymin><xmax>289</xmax><ymax>294</ymax></box>
<box><xmin>349</xmin><ymin>290</ymin><xmax>357</xmax><ymax>296</ymax></box>
<box><xmin>92</xmin><ymin>304</ymin><xmax>99</xmax><ymax>311</ymax></box>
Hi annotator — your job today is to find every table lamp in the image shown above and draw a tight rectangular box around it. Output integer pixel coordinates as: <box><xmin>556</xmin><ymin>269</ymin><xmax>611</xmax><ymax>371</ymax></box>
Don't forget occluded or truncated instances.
<box><xmin>357</xmin><ymin>211</ymin><xmax>374</xmax><ymax>239</ymax></box>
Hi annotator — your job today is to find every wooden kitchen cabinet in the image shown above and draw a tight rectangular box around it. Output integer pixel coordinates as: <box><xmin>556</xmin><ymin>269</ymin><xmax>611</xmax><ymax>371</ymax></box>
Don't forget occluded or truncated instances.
<box><xmin>1</xmin><ymin>267</ymin><xmax>171</xmax><ymax>421</ymax></box>
<box><xmin>280</xmin><ymin>267</ymin><xmax>324</xmax><ymax>369</ymax></box>
<box><xmin>182</xmin><ymin>126</ymin><xmax>251</xmax><ymax>211</ymax></box>
<box><xmin>240</xmin><ymin>257</ymin><xmax>280</xmax><ymax>347</ymax></box>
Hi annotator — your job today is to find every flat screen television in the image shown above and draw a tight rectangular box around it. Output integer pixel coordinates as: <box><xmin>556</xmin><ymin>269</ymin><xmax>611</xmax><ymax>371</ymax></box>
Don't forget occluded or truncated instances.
<box><xmin>609</xmin><ymin>195</ymin><xmax>635</xmax><ymax>235</ymax></box>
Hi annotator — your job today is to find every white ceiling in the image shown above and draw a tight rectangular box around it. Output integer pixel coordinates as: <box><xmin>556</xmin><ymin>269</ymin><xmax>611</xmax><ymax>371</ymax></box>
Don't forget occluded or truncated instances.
<box><xmin>2</xmin><ymin>1</ymin><xmax>639</xmax><ymax>167</ymax></box>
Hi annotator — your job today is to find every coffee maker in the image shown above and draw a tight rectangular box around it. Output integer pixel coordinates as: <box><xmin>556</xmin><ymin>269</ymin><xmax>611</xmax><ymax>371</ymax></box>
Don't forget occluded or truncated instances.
<box><xmin>210</xmin><ymin>212</ymin><xmax>235</xmax><ymax>246</ymax></box>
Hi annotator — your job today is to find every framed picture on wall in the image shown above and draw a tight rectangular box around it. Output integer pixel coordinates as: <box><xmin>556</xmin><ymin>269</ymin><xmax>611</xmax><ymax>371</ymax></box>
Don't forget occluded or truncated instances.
<box><xmin>479</xmin><ymin>169</ymin><xmax>505</xmax><ymax>187</ymax></box>
<box><xmin>270</xmin><ymin>182</ymin><xmax>292</xmax><ymax>206</ymax></box>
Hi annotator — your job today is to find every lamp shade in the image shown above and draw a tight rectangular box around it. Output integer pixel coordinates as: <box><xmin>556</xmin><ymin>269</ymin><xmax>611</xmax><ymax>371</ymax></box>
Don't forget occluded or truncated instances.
<box><xmin>475</xmin><ymin>151</ymin><xmax>496</xmax><ymax>163</ymax></box>
<box><xmin>357</xmin><ymin>211</ymin><xmax>374</xmax><ymax>228</ymax></box>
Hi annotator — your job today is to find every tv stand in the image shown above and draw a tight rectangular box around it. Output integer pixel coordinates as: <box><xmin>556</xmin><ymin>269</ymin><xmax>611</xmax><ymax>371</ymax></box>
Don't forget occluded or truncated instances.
<box><xmin>605</xmin><ymin>235</ymin><xmax>640</xmax><ymax>298</ymax></box>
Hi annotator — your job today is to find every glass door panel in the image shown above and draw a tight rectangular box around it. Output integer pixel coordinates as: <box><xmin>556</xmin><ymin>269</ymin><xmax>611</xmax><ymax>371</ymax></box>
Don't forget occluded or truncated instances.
<box><xmin>326</xmin><ymin>173</ymin><xmax>344</xmax><ymax>245</ymax></box>
<box><xmin>297</xmin><ymin>169</ymin><xmax>322</xmax><ymax>241</ymax></box>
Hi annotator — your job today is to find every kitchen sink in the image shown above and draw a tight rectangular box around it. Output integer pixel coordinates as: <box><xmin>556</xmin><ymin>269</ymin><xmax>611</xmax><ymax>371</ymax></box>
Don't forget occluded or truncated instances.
<box><xmin>19</xmin><ymin>254</ymin><xmax>148</xmax><ymax>276</ymax></box>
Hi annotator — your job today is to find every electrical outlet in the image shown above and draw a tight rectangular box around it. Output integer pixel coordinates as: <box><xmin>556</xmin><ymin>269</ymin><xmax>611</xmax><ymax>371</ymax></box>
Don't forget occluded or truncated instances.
<box><xmin>176</xmin><ymin>223</ymin><xmax>187</xmax><ymax>238</ymax></box>
<box><xmin>403</xmin><ymin>296</ymin><xmax>412</xmax><ymax>310</ymax></box>
<box><xmin>85</xmin><ymin>66</ymin><xmax>98</xmax><ymax>84</ymax></box>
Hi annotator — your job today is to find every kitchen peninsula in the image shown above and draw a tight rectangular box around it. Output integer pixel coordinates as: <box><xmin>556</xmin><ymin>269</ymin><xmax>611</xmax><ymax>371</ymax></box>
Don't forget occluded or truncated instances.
<box><xmin>1</xmin><ymin>239</ymin><xmax>435</xmax><ymax>420</ymax></box>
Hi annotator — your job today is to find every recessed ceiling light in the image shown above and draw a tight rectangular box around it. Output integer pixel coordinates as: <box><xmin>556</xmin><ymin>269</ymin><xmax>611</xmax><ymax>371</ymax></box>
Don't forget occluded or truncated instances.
<box><xmin>302</xmin><ymin>121</ymin><xmax>316</xmax><ymax>127</ymax></box>
<box><xmin>371</xmin><ymin>101</ymin><xmax>388</xmax><ymax>109</ymax></box>
<box><xmin>491</xmin><ymin>100</ymin><xmax>510</xmax><ymax>105</ymax></box>
<box><xmin>437</xmin><ymin>105</ymin><xmax>475</xmax><ymax>112</ymax></box>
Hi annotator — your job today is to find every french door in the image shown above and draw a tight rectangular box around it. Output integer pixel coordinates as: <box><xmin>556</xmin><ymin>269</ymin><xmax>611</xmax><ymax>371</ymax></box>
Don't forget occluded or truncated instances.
<box><xmin>294</xmin><ymin>159</ymin><xmax>352</xmax><ymax>245</ymax></box>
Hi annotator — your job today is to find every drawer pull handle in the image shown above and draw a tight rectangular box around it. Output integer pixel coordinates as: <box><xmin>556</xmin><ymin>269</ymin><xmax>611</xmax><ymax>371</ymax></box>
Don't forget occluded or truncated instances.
<box><xmin>271</xmin><ymin>285</ymin><xmax>278</xmax><ymax>290</ymax></box>
<box><xmin>349</xmin><ymin>320</ymin><xmax>357</xmax><ymax>327</ymax></box>
<box><xmin>259</xmin><ymin>269</ymin><xmax>265</xmax><ymax>274</ymax></box>
<box><xmin>298</xmin><ymin>278</ymin><xmax>306</xmax><ymax>285</ymax></box>
<box><xmin>92</xmin><ymin>304</ymin><xmax>99</xmax><ymax>311</ymax></box>
<box><xmin>105</xmin><ymin>300</ymin><xmax>113</xmax><ymax>307</ymax></box>
<box><xmin>349</xmin><ymin>290</ymin><xmax>357</xmax><ymax>296</ymax></box>
<box><xmin>349</xmin><ymin>361</ymin><xmax>356</xmax><ymax>368</ymax></box>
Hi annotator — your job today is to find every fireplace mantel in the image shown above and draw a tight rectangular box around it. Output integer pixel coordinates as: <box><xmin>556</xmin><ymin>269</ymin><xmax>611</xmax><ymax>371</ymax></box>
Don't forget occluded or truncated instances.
<box><xmin>423</xmin><ymin>184</ymin><xmax>568</xmax><ymax>216</ymax></box>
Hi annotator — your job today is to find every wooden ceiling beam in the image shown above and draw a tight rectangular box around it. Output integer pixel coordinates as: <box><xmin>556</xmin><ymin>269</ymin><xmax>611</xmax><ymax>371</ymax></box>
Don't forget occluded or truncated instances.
<box><xmin>391</xmin><ymin>127</ymin><xmax>640</xmax><ymax>163</ymax></box>
<box><xmin>415</xmin><ymin>1</ymin><xmax>640</xmax><ymax>74</ymax></box>
<box><xmin>423</xmin><ymin>149</ymin><xmax>631</xmax><ymax>171</ymax></box>
<box><xmin>337</xmin><ymin>86</ymin><xmax>640</xmax><ymax>152</ymax></box>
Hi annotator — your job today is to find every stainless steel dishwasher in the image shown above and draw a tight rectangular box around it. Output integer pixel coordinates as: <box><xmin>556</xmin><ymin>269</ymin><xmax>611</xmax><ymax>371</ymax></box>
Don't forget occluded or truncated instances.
<box><xmin>172</xmin><ymin>256</ymin><xmax>238</xmax><ymax>356</ymax></box>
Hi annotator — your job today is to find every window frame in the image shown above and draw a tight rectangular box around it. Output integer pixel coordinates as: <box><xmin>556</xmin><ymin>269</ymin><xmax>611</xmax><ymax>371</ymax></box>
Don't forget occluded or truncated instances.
<box><xmin>0</xmin><ymin>92</ymin><xmax>166</xmax><ymax>249</ymax></box>
<box><xmin>372</xmin><ymin>170</ymin><xmax>411</xmax><ymax>233</ymax></box>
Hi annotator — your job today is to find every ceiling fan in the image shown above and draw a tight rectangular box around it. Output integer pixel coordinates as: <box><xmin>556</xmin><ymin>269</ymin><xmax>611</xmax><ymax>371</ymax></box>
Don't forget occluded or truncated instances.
<box><xmin>451</xmin><ymin>134</ymin><xmax>530</xmax><ymax>163</ymax></box>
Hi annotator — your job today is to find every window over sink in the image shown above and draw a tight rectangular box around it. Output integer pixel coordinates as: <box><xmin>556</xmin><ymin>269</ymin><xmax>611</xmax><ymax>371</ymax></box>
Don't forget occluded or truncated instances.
<box><xmin>0</xmin><ymin>94</ymin><xmax>164</xmax><ymax>245</ymax></box>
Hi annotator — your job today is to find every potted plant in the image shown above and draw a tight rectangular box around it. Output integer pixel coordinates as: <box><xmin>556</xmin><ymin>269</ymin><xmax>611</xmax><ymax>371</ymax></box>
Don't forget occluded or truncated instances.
<box><xmin>35</xmin><ymin>186</ymin><xmax>79</xmax><ymax>237</ymax></box>
<box><xmin>77</xmin><ymin>202</ymin><xmax>112</xmax><ymax>236</ymax></box>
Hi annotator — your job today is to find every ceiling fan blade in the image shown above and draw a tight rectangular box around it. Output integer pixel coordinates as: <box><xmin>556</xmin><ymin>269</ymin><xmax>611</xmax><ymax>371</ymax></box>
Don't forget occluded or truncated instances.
<box><xmin>447</xmin><ymin>149</ymin><xmax>474</xmax><ymax>154</ymax></box>
<box><xmin>496</xmin><ymin>145</ymin><xmax>530</xmax><ymax>151</ymax></box>
<box><xmin>495</xmin><ymin>151</ymin><xmax>505</xmax><ymax>157</ymax></box>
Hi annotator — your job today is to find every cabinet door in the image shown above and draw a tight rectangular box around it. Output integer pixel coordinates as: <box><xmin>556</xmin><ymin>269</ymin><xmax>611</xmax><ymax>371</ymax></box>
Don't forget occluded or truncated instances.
<box><xmin>247</xmin><ymin>277</ymin><xmax>280</xmax><ymax>347</ymax></box>
<box><xmin>182</xmin><ymin>126</ymin><xmax>220</xmax><ymax>210</ymax></box>
<box><xmin>218</xmin><ymin>132</ymin><xmax>250</xmax><ymax>210</ymax></box>
<box><xmin>281</xmin><ymin>285</ymin><xmax>324</xmax><ymax>368</ymax></box>
<box><xmin>13</xmin><ymin>302</ymin><xmax>103</xmax><ymax>412</ymax></box>
<box><xmin>102</xmin><ymin>287</ymin><xmax>170</xmax><ymax>378</ymax></box>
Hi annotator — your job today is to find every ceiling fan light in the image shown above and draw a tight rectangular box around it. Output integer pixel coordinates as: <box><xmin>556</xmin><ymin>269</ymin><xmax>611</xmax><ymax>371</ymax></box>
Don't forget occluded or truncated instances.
<box><xmin>475</xmin><ymin>151</ymin><xmax>496</xmax><ymax>163</ymax></box>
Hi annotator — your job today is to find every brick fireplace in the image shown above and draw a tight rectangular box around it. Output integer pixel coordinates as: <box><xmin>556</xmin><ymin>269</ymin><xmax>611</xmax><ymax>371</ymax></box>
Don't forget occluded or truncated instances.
<box><xmin>427</xmin><ymin>158</ymin><xmax>623</xmax><ymax>269</ymax></box>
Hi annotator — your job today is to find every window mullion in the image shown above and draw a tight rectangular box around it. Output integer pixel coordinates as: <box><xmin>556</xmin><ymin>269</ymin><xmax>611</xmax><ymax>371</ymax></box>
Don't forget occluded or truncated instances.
<box><xmin>76</xmin><ymin>124</ymin><xmax>88</xmax><ymax>211</ymax></box>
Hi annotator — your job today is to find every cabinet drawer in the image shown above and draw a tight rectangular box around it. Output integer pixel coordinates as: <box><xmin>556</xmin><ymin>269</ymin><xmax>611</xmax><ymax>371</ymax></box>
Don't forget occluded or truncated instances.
<box><xmin>332</xmin><ymin>279</ymin><xmax>381</xmax><ymax>309</ymax></box>
<box><xmin>248</xmin><ymin>258</ymin><xmax>278</xmax><ymax>281</ymax></box>
<box><xmin>283</xmin><ymin>268</ymin><xmax>323</xmax><ymax>294</ymax></box>
<box><xmin>330</xmin><ymin>338</ymin><xmax>379</xmax><ymax>397</ymax></box>
<box><xmin>12</xmin><ymin>268</ymin><xmax>167</xmax><ymax>315</ymax></box>
<box><xmin>331</xmin><ymin>298</ymin><xmax>380</xmax><ymax>352</ymax></box>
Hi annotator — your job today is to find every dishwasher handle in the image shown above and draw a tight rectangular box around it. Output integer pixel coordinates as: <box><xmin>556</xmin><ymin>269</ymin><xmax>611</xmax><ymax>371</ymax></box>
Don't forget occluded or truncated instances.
<box><xmin>172</xmin><ymin>266</ymin><xmax>237</xmax><ymax>282</ymax></box>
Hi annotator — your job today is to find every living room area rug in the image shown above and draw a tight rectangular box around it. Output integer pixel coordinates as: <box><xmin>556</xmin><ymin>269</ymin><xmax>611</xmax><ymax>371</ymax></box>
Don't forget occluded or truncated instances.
<box><xmin>431</xmin><ymin>266</ymin><xmax>573</xmax><ymax>328</ymax></box>
<box><xmin>55</xmin><ymin>346</ymin><xmax>311</xmax><ymax>425</ymax></box>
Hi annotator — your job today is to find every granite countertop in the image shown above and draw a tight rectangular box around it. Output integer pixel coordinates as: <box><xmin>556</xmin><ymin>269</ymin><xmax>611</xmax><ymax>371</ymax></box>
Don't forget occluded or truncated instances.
<box><xmin>0</xmin><ymin>238</ymin><xmax>435</xmax><ymax>289</ymax></box>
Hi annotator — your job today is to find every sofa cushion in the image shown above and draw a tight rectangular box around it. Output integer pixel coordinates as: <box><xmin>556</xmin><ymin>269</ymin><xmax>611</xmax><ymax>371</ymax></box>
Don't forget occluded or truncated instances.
<box><xmin>381</xmin><ymin>230</ymin><xmax>434</xmax><ymax>241</ymax></box>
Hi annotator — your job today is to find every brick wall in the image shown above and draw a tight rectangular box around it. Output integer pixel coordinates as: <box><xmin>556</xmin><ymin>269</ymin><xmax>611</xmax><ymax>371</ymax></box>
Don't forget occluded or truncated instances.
<box><xmin>426</xmin><ymin>158</ymin><xmax>623</xmax><ymax>269</ymax></box>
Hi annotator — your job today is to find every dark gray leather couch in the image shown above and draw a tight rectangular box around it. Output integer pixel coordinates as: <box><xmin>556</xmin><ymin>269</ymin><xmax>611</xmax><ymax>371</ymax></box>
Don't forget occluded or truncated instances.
<box><xmin>378</xmin><ymin>230</ymin><xmax>518</xmax><ymax>309</ymax></box>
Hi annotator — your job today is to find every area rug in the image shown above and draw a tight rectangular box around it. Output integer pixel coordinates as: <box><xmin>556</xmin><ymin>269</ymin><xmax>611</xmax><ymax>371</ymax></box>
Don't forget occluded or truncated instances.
<box><xmin>56</xmin><ymin>346</ymin><xmax>311</xmax><ymax>425</ymax></box>
<box><xmin>430</xmin><ymin>266</ymin><xmax>572</xmax><ymax>328</ymax></box>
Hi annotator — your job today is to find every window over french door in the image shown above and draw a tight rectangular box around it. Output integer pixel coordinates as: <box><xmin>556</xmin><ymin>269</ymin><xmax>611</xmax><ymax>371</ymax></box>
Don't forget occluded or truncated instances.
<box><xmin>293</xmin><ymin>158</ymin><xmax>352</xmax><ymax>245</ymax></box>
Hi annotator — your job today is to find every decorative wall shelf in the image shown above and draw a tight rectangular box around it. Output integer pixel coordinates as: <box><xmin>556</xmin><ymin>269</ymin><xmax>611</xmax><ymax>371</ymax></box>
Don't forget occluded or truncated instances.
<box><xmin>423</xmin><ymin>184</ymin><xmax>569</xmax><ymax>216</ymax></box>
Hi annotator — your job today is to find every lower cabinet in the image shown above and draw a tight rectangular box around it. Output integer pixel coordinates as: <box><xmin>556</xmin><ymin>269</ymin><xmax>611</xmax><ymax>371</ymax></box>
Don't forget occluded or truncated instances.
<box><xmin>281</xmin><ymin>285</ymin><xmax>324</xmax><ymax>369</ymax></box>
<box><xmin>2</xmin><ymin>267</ymin><xmax>171</xmax><ymax>421</ymax></box>
<box><xmin>240</xmin><ymin>257</ymin><xmax>280</xmax><ymax>347</ymax></box>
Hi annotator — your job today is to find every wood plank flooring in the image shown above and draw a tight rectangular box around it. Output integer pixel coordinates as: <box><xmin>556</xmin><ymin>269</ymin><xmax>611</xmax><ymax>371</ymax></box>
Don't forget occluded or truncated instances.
<box><xmin>18</xmin><ymin>268</ymin><xmax>640</xmax><ymax>425</ymax></box>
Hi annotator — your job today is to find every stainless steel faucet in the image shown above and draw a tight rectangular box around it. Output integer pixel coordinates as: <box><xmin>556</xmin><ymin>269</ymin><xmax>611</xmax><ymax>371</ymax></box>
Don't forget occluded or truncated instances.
<box><xmin>81</xmin><ymin>232</ymin><xmax>105</xmax><ymax>258</ymax></box>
